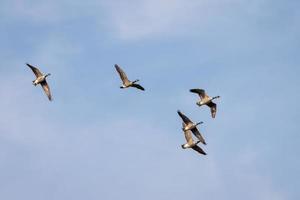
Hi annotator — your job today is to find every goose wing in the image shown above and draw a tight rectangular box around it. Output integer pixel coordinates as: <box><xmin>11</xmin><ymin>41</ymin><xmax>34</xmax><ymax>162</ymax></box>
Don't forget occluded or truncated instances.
<box><xmin>41</xmin><ymin>81</ymin><xmax>52</xmax><ymax>101</ymax></box>
<box><xmin>115</xmin><ymin>64</ymin><xmax>130</xmax><ymax>84</ymax></box>
<box><xmin>27</xmin><ymin>63</ymin><xmax>43</xmax><ymax>78</ymax></box>
<box><xmin>191</xmin><ymin>127</ymin><xmax>206</xmax><ymax>145</ymax></box>
<box><xmin>190</xmin><ymin>88</ymin><xmax>207</xmax><ymax>100</ymax></box>
<box><xmin>183</xmin><ymin>130</ymin><xmax>193</xmax><ymax>144</ymax></box>
<box><xmin>182</xmin><ymin>122</ymin><xmax>187</xmax><ymax>129</ymax></box>
<box><xmin>177</xmin><ymin>110</ymin><xmax>193</xmax><ymax>124</ymax></box>
<box><xmin>131</xmin><ymin>83</ymin><xmax>145</xmax><ymax>91</ymax></box>
<box><xmin>207</xmin><ymin>102</ymin><xmax>217</xmax><ymax>118</ymax></box>
<box><xmin>192</xmin><ymin>145</ymin><xmax>207</xmax><ymax>155</ymax></box>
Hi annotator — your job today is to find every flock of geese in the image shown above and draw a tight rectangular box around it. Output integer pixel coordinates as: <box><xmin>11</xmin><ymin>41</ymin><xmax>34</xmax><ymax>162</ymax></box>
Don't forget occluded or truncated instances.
<box><xmin>26</xmin><ymin>63</ymin><xmax>220</xmax><ymax>156</ymax></box>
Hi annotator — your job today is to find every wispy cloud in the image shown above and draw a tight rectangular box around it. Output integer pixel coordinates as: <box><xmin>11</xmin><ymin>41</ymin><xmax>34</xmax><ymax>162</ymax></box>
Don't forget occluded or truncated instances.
<box><xmin>101</xmin><ymin>0</ymin><xmax>211</xmax><ymax>40</ymax></box>
<box><xmin>1</xmin><ymin>0</ymin><xmax>64</xmax><ymax>23</ymax></box>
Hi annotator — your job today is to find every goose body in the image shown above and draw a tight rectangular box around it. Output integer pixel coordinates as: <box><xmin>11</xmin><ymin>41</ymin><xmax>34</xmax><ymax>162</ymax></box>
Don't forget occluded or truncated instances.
<box><xmin>190</xmin><ymin>89</ymin><xmax>220</xmax><ymax>118</ymax></box>
<box><xmin>177</xmin><ymin>110</ymin><xmax>206</xmax><ymax>145</ymax></box>
<box><xmin>27</xmin><ymin>63</ymin><xmax>52</xmax><ymax>101</ymax></box>
<box><xmin>182</xmin><ymin>129</ymin><xmax>206</xmax><ymax>155</ymax></box>
<box><xmin>115</xmin><ymin>64</ymin><xmax>145</xmax><ymax>91</ymax></box>
<box><xmin>33</xmin><ymin>74</ymin><xmax>48</xmax><ymax>85</ymax></box>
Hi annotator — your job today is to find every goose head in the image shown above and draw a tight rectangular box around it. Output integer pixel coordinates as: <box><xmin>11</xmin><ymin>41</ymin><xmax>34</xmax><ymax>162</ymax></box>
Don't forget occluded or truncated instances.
<box><xmin>195</xmin><ymin>121</ymin><xmax>203</xmax><ymax>126</ymax></box>
<box><xmin>212</xmin><ymin>96</ymin><xmax>220</xmax><ymax>100</ymax></box>
<box><xmin>45</xmin><ymin>73</ymin><xmax>51</xmax><ymax>78</ymax></box>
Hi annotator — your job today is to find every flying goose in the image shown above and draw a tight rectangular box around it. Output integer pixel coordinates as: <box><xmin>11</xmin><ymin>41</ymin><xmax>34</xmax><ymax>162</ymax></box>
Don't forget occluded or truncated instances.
<box><xmin>177</xmin><ymin>110</ymin><xmax>206</xmax><ymax>145</ymax></box>
<box><xmin>26</xmin><ymin>63</ymin><xmax>52</xmax><ymax>101</ymax></box>
<box><xmin>114</xmin><ymin>64</ymin><xmax>145</xmax><ymax>91</ymax></box>
<box><xmin>182</xmin><ymin>126</ymin><xmax>206</xmax><ymax>155</ymax></box>
<box><xmin>190</xmin><ymin>89</ymin><xmax>220</xmax><ymax>118</ymax></box>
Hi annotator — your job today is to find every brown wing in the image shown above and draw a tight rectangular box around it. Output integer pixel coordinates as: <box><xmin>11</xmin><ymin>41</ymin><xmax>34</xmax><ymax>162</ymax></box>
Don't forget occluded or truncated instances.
<box><xmin>182</xmin><ymin>122</ymin><xmax>187</xmax><ymax>129</ymax></box>
<box><xmin>41</xmin><ymin>81</ymin><xmax>52</xmax><ymax>101</ymax></box>
<box><xmin>177</xmin><ymin>110</ymin><xmax>193</xmax><ymax>124</ymax></box>
<box><xmin>183</xmin><ymin>130</ymin><xmax>193</xmax><ymax>144</ymax></box>
<box><xmin>115</xmin><ymin>64</ymin><xmax>130</xmax><ymax>84</ymax></box>
<box><xmin>207</xmin><ymin>102</ymin><xmax>217</xmax><ymax>118</ymax></box>
<box><xmin>131</xmin><ymin>83</ymin><xmax>145</xmax><ymax>91</ymax></box>
<box><xmin>26</xmin><ymin>63</ymin><xmax>43</xmax><ymax>78</ymax></box>
<box><xmin>190</xmin><ymin>88</ymin><xmax>206</xmax><ymax>99</ymax></box>
<box><xmin>191</xmin><ymin>127</ymin><xmax>206</xmax><ymax>145</ymax></box>
<box><xmin>192</xmin><ymin>145</ymin><xmax>207</xmax><ymax>155</ymax></box>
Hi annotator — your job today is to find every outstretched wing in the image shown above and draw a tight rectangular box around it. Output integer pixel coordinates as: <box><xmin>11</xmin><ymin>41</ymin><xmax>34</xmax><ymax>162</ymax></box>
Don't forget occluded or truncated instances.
<box><xmin>115</xmin><ymin>64</ymin><xmax>130</xmax><ymax>84</ymax></box>
<box><xmin>41</xmin><ymin>81</ymin><xmax>52</xmax><ymax>101</ymax></box>
<box><xmin>182</xmin><ymin>122</ymin><xmax>187</xmax><ymax>129</ymax></box>
<box><xmin>190</xmin><ymin>88</ymin><xmax>206</xmax><ymax>99</ymax></box>
<box><xmin>27</xmin><ymin>63</ymin><xmax>43</xmax><ymax>78</ymax></box>
<box><xmin>177</xmin><ymin>110</ymin><xmax>193</xmax><ymax>124</ymax></box>
<box><xmin>207</xmin><ymin>102</ymin><xmax>217</xmax><ymax>118</ymax></box>
<box><xmin>131</xmin><ymin>83</ymin><xmax>145</xmax><ymax>91</ymax></box>
<box><xmin>192</xmin><ymin>145</ymin><xmax>207</xmax><ymax>155</ymax></box>
<box><xmin>191</xmin><ymin>128</ymin><xmax>206</xmax><ymax>145</ymax></box>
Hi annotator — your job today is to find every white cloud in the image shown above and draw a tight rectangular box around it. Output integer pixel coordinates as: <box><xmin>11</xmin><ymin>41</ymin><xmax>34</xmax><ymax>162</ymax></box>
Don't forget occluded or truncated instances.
<box><xmin>1</xmin><ymin>0</ymin><xmax>213</xmax><ymax>39</ymax></box>
<box><xmin>100</xmin><ymin>0</ymin><xmax>209</xmax><ymax>40</ymax></box>
<box><xmin>1</xmin><ymin>0</ymin><xmax>64</xmax><ymax>23</ymax></box>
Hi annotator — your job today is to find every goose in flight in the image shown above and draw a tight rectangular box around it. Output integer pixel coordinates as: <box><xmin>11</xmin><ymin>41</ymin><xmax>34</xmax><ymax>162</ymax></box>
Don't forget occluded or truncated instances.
<box><xmin>26</xmin><ymin>63</ymin><xmax>52</xmax><ymax>101</ymax></box>
<box><xmin>181</xmin><ymin>125</ymin><xmax>206</xmax><ymax>155</ymax></box>
<box><xmin>190</xmin><ymin>89</ymin><xmax>220</xmax><ymax>118</ymax></box>
<box><xmin>114</xmin><ymin>64</ymin><xmax>145</xmax><ymax>91</ymax></box>
<box><xmin>177</xmin><ymin>110</ymin><xmax>206</xmax><ymax>145</ymax></box>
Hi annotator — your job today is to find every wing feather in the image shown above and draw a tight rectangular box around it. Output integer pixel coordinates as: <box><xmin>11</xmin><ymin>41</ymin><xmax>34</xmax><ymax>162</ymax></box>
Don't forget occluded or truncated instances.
<box><xmin>131</xmin><ymin>84</ymin><xmax>145</xmax><ymax>91</ymax></box>
<box><xmin>41</xmin><ymin>81</ymin><xmax>52</xmax><ymax>101</ymax></box>
<box><xmin>190</xmin><ymin>88</ymin><xmax>207</xmax><ymax>99</ymax></box>
<box><xmin>26</xmin><ymin>63</ymin><xmax>43</xmax><ymax>78</ymax></box>
<box><xmin>192</xmin><ymin>145</ymin><xmax>207</xmax><ymax>155</ymax></box>
<box><xmin>177</xmin><ymin>110</ymin><xmax>193</xmax><ymax>124</ymax></box>
<box><xmin>191</xmin><ymin>128</ymin><xmax>206</xmax><ymax>145</ymax></box>
<box><xmin>115</xmin><ymin>64</ymin><xmax>130</xmax><ymax>84</ymax></box>
<box><xmin>207</xmin><ymin>102</ymin><xmax>217</xmax><ymax>118</ymax></box>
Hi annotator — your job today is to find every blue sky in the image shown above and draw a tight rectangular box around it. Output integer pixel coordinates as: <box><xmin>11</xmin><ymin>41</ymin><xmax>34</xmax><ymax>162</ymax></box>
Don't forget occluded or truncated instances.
<box><xmin>0</xmin><ymin>0</ymin><xmax>299</xmax><ymax>199</ymax></box>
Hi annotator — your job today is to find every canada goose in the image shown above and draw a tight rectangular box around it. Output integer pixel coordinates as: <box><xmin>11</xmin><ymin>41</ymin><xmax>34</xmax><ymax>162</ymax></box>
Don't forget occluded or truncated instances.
<box><xmin>190</xmin><ymin>89</ymin><xmax>220</xmax><ymax>118</ymax></box>
<box><xmin>177</xmin><ymin>110</ymin><xmax>206</xmax><ymax>145</ymax></box>
<box><xmin>182</xmin><ymin>127</ymin><xmax>206</xmax><ymax>155</ymax></box>
<box><xmin>26</xmin><ymin>63</ymin><xmax>52</xmax><ymax>101</ymax></box>
<box><xmin>114</xmin><ymin>64</ymin><xmax>145</xmax><ymax>91</ymax></box>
